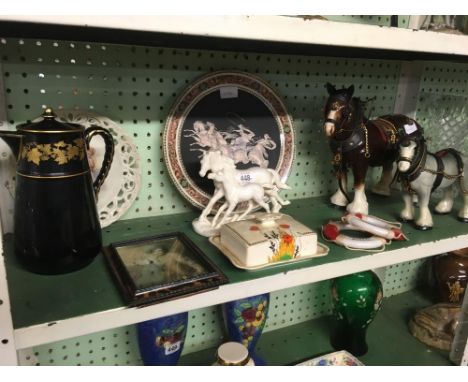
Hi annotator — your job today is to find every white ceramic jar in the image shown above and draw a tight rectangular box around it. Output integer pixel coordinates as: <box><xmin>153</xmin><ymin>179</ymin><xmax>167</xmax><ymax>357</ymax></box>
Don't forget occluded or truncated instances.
<box><xmin>214</xmin><ymin>342</ymin><xmax>255</xmax><ymax>366</ymax></box>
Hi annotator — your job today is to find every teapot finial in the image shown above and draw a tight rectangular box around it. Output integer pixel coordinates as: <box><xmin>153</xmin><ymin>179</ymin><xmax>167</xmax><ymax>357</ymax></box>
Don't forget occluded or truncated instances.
<box><xmin>42</xmin><ymin>107</ymin><xmax>56</xmax><ymax>119</ymax></box>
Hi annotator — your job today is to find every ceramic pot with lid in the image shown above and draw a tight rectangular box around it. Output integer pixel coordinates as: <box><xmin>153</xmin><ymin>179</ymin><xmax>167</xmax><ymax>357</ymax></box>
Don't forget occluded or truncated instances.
<box><xmin>432</xmin><ymin>248</ymin><xmax>468</xmax><ymax>305</ymax></box>
<box><xmin>214</xmin><ymin>342</ymin><xmax>255</xmax><ymax>366</ymax></box>
<box><xmin>0</xmin><ymin>108</ymin><xmax>114</xmax><ymax>274</ymax></box>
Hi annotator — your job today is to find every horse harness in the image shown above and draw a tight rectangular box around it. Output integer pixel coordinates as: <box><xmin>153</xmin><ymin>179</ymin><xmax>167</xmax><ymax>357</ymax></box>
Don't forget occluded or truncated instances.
<box><xmin>398</xmin><ymin>141</ymin><xmax>467</xmax><ymax>195</ymax></box>
<box><xmin>330</xmin><ymin>117</ymin><xmax>398</xmax><ymax>171</ymax></box>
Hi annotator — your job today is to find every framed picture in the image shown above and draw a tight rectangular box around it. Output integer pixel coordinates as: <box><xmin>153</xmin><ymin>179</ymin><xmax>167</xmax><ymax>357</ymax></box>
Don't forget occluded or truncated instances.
<box><xmin>163</xmin><ymin>71</ymin><xmax>295</xmax><ymax>211</ymax></box>
<box><xmin>103</xmin><ymin>232</ymin><xmax>228</xmax><ymax>307</ymax></box>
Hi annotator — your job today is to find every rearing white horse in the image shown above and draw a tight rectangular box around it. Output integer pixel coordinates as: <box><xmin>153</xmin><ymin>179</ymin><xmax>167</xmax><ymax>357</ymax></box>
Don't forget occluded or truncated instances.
<box><xmin>248</xmin><ymin>134</ymin><xmax>277</xmax><ymax>167</ymax></box>
<box><xmin>198</xmin><ymin>150</ymin><xmax>290</xmax><ymax>222</ymax></box>
<box><xmin>397</xmin><ymin>136</ymin><xmax>468</xmax><ymax>230</ymax></box>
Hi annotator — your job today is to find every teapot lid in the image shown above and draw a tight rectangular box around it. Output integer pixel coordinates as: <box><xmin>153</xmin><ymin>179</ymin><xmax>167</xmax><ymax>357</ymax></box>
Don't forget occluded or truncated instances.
<box><xmin>17</xmin><ymin>107</ymin><xmax>83</xmax><ymax>133</ymax></box>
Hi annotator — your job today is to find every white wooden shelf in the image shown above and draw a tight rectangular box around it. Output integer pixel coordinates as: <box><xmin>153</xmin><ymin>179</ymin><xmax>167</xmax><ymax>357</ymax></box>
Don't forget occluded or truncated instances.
<box><xmin>0</xmin><ymin>16</ymin><xmax>468</xmax><ymax>57</ymax></box>
<box><xmin>13</xmin><ymin>231</ymin><xmax>468</xmax><ymax>350</ymax></box>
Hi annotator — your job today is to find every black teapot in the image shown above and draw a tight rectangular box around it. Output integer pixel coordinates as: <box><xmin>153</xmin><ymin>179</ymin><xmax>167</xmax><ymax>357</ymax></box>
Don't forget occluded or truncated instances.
<box><xmin>0</xmin><ymin>108</ymin><xmax>114</xmax><ymax>274</ymax></box>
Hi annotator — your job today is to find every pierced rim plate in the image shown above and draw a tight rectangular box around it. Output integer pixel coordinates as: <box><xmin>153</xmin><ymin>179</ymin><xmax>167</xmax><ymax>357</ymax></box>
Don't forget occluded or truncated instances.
<box><xmin>163</xmin><ymin>71</ymin><xmax>295</xmax><ymax>212</ymax></box>
<box><xmin>55</xmin><ymin>110</ymin><xmax>141</xmax><ymax>228</ymax></box>
<box><xmin>209</xmin><ymin>236</ymin><xmax>329</xmax><ymax>271</ymax></box>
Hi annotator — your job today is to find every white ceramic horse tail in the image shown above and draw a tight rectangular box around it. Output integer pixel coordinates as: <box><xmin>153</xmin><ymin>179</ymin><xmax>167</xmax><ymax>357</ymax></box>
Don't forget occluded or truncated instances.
<box><xmin>397</xmin><ymin>139</ymin><xmax>468</xmax><ymax>230</ymax></box>
<box><xmin>266</xmin><ymin>168</ymin><xmax>291</xmax><ymax>190</ymax></box>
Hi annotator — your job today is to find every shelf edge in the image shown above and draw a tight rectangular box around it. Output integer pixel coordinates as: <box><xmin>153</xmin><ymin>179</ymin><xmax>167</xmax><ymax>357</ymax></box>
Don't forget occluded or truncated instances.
<box><xmin>13</xmin><ymin>231</ymin><xmax>468</xmax><ymax>350</ymax></box>
<box><xmin>1</xmin><ymin>16</ymin><xmax>468</xmax><ymax>57</ymax></box>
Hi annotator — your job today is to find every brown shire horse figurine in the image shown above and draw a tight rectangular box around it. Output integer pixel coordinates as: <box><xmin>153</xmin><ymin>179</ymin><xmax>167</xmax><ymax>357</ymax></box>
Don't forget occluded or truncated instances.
<box><xmin>323</xmin><ymin>83</ymin><xmax>423</xmax><ymax>214</ymax></box>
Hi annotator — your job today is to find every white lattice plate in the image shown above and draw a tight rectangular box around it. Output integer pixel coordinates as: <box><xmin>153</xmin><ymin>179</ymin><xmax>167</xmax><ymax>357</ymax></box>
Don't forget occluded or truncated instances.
<box><xmin>55</xmin><ymin>110</ymin><xmax>141</xmax><ymax>228</ymax></box>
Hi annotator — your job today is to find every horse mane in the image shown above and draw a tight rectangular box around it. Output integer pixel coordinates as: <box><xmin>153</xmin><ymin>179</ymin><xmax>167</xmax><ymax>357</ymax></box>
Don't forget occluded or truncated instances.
<box><xmin>349</xmin><ymin>97</ymin><xmax>368</xmax><ymax>129</ymax></box>
<box><xmin>215</xmin><ymin>150</ymin><xmax>236</xmax><ymax>170</ymax></box>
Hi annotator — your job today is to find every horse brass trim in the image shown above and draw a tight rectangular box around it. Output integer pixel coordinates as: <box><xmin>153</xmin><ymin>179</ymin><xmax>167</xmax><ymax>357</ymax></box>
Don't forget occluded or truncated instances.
<box><xmin>375</xmin><ymin>118</ymin><xmax>398</xmax><ymax>145</ymax></box>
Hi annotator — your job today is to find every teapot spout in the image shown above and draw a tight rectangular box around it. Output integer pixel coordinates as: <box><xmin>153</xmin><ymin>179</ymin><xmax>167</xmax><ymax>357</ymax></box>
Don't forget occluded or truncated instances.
<box><xmin>0</xmin><ymin>131</ymin><xmax>22</xmax><ymax>159</ymax></box>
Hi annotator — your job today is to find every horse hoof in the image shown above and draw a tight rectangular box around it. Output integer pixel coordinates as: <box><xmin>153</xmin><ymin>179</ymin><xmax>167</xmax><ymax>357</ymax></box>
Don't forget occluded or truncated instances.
<box><xmin>457</xmin><ymin>217</ymin><xmax>468</xmax><ymax>223</ymax></box>
<box><xmin>434</xmin><ymin>210</ymin><xmax>450</xmax><ymax>215</ymax></box>
<box><xmin>415</xmin><ymin>224</ymin><xmax>433</xmax><ymax>231</ymax></box>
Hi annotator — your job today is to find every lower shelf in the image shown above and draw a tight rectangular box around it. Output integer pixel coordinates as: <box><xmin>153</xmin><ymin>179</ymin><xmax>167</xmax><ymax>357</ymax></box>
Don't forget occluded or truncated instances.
<box><xmin>179</xmin><ymin>289</ymin><xmax>452</xmax><ymax>366</ymax></box>
<box><xmin>7</xmin><ymin>194</ymin><xmax>468</xmax><ymax>350</ymax></box>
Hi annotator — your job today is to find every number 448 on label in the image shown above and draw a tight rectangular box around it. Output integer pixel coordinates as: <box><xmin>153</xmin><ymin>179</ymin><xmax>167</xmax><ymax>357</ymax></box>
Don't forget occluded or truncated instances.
<box><xmin>164</xmin><ymin>341</ymin><xmax>181</xmax><ymax>355</ymax></box>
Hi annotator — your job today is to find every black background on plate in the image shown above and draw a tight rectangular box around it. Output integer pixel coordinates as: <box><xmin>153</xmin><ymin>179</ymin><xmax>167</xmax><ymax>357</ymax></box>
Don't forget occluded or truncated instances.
<box><xmin>180</xmin><ymin>89</ymin><xmax>281</xmax><ymax>195</ymax></box>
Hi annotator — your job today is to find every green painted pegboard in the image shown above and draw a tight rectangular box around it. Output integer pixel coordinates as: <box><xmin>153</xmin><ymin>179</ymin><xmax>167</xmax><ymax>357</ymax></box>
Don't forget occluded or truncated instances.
<box><xmin>415</xmin><ymin>61</ymin><xmax>468</xmax><ymax>154</ymax></box>
<box><xmin>323</xmin><ymin>15</ymin><xmax>409</xmax><ymax>28</ymax></box>
<box><xmin>398</xmin><ymin>16</ymin><xmax>410</xmax><ymax>28</ymax></box>
<box><xmin>0</xmin><ymin>37</ymin><xmax>400</xmax><ymax>221</ymax></box>
<box><xmin>323</xmin><ymin>16</ymin><xmax>393</xmax><ymax>27</ymax></box>
<box><xmin>383</xmin><ymin>259</ymin><xmax>427</xmax><ymax>297</ymax></box>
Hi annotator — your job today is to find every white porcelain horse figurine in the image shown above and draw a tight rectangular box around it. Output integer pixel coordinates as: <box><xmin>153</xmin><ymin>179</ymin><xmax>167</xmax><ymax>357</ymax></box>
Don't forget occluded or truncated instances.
<box><xmin>207</xmin><ymin>170</ymin><xmax>272</xmax><ymax>229</ymax></box>
<box><xmin>193</xmin><ymin>150</ymin><xmax>291</xmax><ymax>236</ymax></box>
<box><xmin>397</xmin><ymin>136</ymin><xmax>468</xmax><ymax>230</ymax></box>
<box><xmin>198</xmin><ymin>150</ymin><xmax>290</xmax><ymax>220</ymax></box>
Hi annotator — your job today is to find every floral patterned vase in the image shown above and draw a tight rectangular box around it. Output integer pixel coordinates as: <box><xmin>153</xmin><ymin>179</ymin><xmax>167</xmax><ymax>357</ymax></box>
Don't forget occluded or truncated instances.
<box><xmin>222</xmin><ymin>293</ymin><xmax>269</xmax><ymax>361</ymax></box>
<box><xmin>137</xmin><ymin>312</ymin><xmax>188</xmax><ymax>366</ymax></box>
<box><xmin>330</xmin><ymin>271</ymin><xmax>383</xmax><ymax>356</ymax></box>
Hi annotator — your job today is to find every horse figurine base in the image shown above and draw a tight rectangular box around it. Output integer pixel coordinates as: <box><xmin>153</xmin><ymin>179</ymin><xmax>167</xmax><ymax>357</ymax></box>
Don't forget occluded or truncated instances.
<box><xmin>397</xmin><ymin>136</ymin><xmax>468</xmax><ymax>230</ymax></box>
<box><xmin>192</xmin><ymin>213</ymin><xmax>255</xmax><ymax>237</ymax></box>
<box><xmin>192</xmin><ymin>217</ymin><xmax>222</xmax><ymax>237</ymax></box>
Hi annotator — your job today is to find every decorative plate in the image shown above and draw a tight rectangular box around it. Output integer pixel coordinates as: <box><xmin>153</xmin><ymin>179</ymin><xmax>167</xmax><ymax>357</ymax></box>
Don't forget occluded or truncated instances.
<box><xmin>295</xmin><ymin>350</ymin><xmax>364</xmax><ymax>366</ymax></box>
<box><xmin>0</xmin><ymin>134</ymin><xmax>16</xmax><ymax>231</ymax></box>
<box><xmin>209</xmin><ymin>236</ymin><xmax>329</xmax><ymax>271</ymax></box>
<box><xmin>163</xmin><ymin>71</ymin><xmax>295</xmax><ymax>211</ymax></box>
<box><xmin>55</xmin><ymin>110</ymin><xmax>141</xmax><ymax>228</ymax></box>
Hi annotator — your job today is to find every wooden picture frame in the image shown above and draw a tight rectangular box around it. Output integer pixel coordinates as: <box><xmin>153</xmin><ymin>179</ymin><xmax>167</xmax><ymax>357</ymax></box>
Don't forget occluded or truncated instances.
<box><xmin>103</xmin><ymin>232</ymin><xmax>228</xmax><ymax>307</ymax></box>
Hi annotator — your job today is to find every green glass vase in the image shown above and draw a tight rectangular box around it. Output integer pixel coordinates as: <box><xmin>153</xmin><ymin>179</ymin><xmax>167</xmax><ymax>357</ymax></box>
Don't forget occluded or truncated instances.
<box><xmin>330</xmin><ymin>271</ymin><xmax>383</xmax><ymax>356</ymax></box>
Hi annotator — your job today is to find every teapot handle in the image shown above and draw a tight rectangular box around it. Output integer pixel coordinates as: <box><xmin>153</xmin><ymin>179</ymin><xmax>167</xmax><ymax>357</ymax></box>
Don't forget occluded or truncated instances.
<box><xmin>85</xmin><ymin>126</ymin><xmax>115</xmax><ymax>196</ymax></box>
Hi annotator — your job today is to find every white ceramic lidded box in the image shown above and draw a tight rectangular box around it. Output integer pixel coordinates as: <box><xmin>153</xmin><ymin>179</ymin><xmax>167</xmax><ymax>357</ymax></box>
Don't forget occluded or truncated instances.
<box><xmin>210</xmin><ymin>213</ymin><xmax>328</xmax><ymax>269</ymax></box>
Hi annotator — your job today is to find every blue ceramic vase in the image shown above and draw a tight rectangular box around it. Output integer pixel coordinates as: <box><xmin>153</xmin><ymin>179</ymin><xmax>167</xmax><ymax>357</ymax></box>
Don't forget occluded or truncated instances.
<box><xmin>137</xmin><ymin>312</ymin><xmax>188</xmax><ymax>366</ymax></box>
<box><xmin>222</xmin><ymin>293</ymin><xmax>270</xmax><ymax>358</ymax></box>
